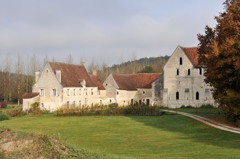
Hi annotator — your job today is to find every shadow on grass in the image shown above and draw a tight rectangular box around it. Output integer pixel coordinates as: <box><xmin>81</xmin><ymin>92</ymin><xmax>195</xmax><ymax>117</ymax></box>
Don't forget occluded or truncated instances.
<box><xmin>127</xmin><ymin>114</ymin><xmax>240</xmax><ymax>150</ymax></box>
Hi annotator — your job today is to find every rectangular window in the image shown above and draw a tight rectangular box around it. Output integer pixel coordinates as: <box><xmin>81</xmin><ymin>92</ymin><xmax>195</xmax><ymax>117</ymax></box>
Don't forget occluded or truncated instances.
<box><xmin>177</xmin><ymin>69</ymin><xmax>179</xmax><ymax>76</ymax></box>
<box><xmin>40</xmin><ymin>89</ymin><xmax>45</xmax><ymax>96</ymax></box>
<box><xmin>188</xmin><ymin>69</ymin><xmax>191</xmax><ymax>76</ymax></box>
<box><xmin>143</xmin><ymin>91</ymin><xmax>145</xmax><ymax>94</ymax></box>
<box><xmin>205</xmin><ymin>89</ymin><xmax>210</xmax><ymax>94</ymax></box>
<box><xmin>199</xmin><ymin>68</ymin><xmax>202</xmax><ymax>75</ymax></box>
<box><xmin>180</xmin><ymin>57</ymin><xmax>183</xmax><ymax>65</ymax></box>
<box><xmin>67</xmin><ymin>89</ymin><xmax>70</xmax><ymax>96</ymax></box>
<box><xmin>73</xmin><ymin>89</ymin><xmax>76</xmax><ymax>96</ymax></box>
<box><xmin>176</xmin><ymin>92</ymin><xmax>179</xmax><ymax>100</ymax></box>
<box><xmin>185</xmin><ymin>88</ymin><xmax>189</xmax><ymax>93</ymax></box>
<box><xmin>52</xmin><ymin>89</ymin><xmax>57</xmax><ymax>96</ymax></box>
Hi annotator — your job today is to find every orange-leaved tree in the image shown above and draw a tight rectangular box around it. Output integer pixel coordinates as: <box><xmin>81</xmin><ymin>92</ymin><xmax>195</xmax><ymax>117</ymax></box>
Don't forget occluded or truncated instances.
<box><xmin>198</xmin><ymin>0</ymin><xmax>240</xmax><ymax>125</ymax></box>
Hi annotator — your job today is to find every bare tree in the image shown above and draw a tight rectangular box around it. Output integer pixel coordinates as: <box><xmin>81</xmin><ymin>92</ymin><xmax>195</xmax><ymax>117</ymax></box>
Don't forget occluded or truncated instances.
<box><xmin>66</xmin><ymin>53</ymin><xmax>73</xmax><ymax>64</ymax></box>
<box><xmin>15</xmin><ymin>54</ymin><xmax>25</xmax><ymax>105</ymax></box>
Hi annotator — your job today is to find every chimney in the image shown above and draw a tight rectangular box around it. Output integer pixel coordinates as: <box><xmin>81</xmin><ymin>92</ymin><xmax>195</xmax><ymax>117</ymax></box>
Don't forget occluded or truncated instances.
<box><xmin>92</xmin><ymin>70</ymin><xmax>97</xmax><ymax>76</ymax></box>
<box><xmin>56</xmin><ymin>70</ymin><xmax>61</xmax><ymax>83</ymax></box>
<box><xmin>35</xmin><ymin>71</ymin><xmax>40</xmax><ymax>82</ymax></box>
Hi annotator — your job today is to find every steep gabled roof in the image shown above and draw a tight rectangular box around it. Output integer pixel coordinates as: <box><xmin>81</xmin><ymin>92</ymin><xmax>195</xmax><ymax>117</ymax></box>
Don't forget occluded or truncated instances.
<box><xmin>22</xmin><ymin>92</ymin><xmax>39</xmax><ymax>99</ymax></box>
<box><xmin>112</xmin><ymin>73</ymin><xmax>161</xmax><ymax>90</ymax></box>
<box><xmin>180</xmin><ymin>46</ymin><xmax>199</xmax><ymax>67</ymax></box>
<box><xmin>49</xmin><ymin>62</ymin><xmax>96</xmax><ymax>87</ymax></box>
<box><xmin>91</xmin><ymin>75</ymin><xmax>105</xmax><ymax>90</ymax></box>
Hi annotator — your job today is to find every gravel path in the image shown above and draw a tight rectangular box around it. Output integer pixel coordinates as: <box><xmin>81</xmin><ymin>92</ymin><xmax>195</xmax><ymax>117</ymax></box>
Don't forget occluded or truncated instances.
<box><xmin>162</xmin><ymin>109</ymin><xmax>240</xmax><ymax>134</ymax></box>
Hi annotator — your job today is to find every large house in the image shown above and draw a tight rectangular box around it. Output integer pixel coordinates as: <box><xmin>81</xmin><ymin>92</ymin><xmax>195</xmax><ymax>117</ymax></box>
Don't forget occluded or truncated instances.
<box><xmin>163</xmin><ymin>46</ymin><xmax>215</xmax><ymax>108</ymax></box>
<box><xmin>103</xmin><ymin>73</ymin><xmax>163</xmax><ymax>106</ymax></box>
<box><xmin>23</xmin><ymin>62</ymin><xmax>106</xmax><ymax>112</ymax></box>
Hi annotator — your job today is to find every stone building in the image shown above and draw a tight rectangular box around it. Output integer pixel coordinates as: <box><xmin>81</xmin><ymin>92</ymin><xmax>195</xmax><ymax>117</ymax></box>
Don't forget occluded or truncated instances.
<box><xmin>163</xmin><ymin>46</ymin><xmax>215</xmax><ymax>108</ymax></box>
<box><xmin>22</xmin><ymin>62</ymin><xmax>105</xmax><ymax>112</ymax></box>
<box><xmin>103</xmin><ymin>73</ymin><xmax>163</xmax><ymax>106</ymax></box>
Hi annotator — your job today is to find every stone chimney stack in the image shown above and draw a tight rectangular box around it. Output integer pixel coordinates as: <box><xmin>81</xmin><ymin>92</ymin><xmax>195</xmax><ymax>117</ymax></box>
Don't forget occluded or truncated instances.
<box><xmin>92</xmin><ymin>70</ymin><xmax>97</xmax><ymax>76</ymax></box>
<box><xmin>35</xmin><ymin>71</ymin><xmax>40</xmax><ymax>82</ymax></box>
<box><xmin>56</xmin><ymin>70</ymin><xmax>61</xmax><ymax>83</ymax></box>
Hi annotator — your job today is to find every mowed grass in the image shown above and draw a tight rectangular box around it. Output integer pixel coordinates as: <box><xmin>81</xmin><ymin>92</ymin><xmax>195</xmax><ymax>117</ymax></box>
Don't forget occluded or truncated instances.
<box><xmin>0</xmin><ymin>114</ymin><xmax>239</xmax><ymax>159</ymax></box>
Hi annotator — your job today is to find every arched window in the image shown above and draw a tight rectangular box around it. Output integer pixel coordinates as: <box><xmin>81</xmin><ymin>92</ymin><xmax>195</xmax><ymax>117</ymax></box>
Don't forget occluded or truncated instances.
<box><xmin>176</xmin><ymin>92</ymin><xmax>179</xmax><ymax>100</ymax></box>
<box><xmin>196</xmin><ymin>92</ymin><xmax>199</xmax><ymax>100</ymax></box>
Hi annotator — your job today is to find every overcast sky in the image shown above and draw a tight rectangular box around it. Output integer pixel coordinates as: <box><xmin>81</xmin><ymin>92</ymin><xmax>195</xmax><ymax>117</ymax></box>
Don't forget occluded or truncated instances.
<box><xmin>0</xmin><ymin>0</ymin><xmax>224</xmax><ymax>67</ymax></box>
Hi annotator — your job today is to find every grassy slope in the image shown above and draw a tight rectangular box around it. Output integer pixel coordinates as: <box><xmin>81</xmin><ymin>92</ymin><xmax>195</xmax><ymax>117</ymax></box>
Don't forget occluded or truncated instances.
<box><xmin>0</xmin><ymin>114</ymin><xmax>239</xmax><ymax>159</ymax></box>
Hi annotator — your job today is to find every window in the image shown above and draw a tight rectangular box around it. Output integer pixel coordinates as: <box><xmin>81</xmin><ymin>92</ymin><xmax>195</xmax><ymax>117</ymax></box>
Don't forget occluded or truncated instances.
<box><xmin>117</xmin><ymin>91</ymin><xmax>119</xmax><ymax>95</ymax></box>
<box><xmin>185</xmin><ymin>88</ymin><xmax>189</xmax><ymax>93</ymax></box>
<box><xmin>110</xmin><ymin>99</ymin><xmax>112</xmax><ymax>103</ymax></box>
<box><xmin>176</xmin><ymin>92</ymin><xmax>179</xmax><ymax>100</ymax></box>
<box><xmin>52</xmin><ymin>89</ymin><xmax>57</xmax><ymax>96</ymax></box>
<box><xmin>40</xmin><ymin>89</ymin><xmax>45</xmax><ymax>96</ymax></box>
<box><xmin>67</xmin><ymin>89</ymin><xmax>70</xmax><ymax>96</ymax></box>
<box><xmin>179</xmin><ymin>57</ymin><xmax>183</xmax><ymax>65</ymax></box>
<box><xmin>143</xmin><ymin>91</ymin><xmax>145</xmax><ymax>95</ymax></box>
<box><xmin>177</xmin><ymin>69</ymin><xmax>179</xmax><ymax>75</ymax></box>
<box><xmin>105</xmin><ymin>83</ymin><xmax>108</xmax><ymax>86</ymax></box>
<box><xmin>79</xmin><ymin>89</ymin><xmax>81</xmax><ymax>95</ymax></box>
<box><xmin>199</xmin><ymin>68</ymin><xmax>202</xmax><ymax>75</ymax></box>
<box><xmin>67</xmin><ymin>101</ymin><xmax>69</xmax><ymax>106</ymax></box>
<box><xmin>188</xmin><ymin>69</ymin><xmax>191</xmax><ymax>76</ymax></box>
<box><xmin>100</xmin><ymin>100</ymin><xmax>102</xmax><ymax>105</ymax></box>
<box><xmin>73</xmin><ymin>89</ymin><xmax>76</xmax><ymax>96</ymax></box>
<box><xmin>196</xmin><ymin>92</ymin><xmax>199</xmax><ymax>100</ymax></box>
<box><xmin>85</xmin><ymin>89</ymin><xmax>88</xmax><ymax>95</ymax></box>
<box><xmin>73</xmin><ymin>101</ymin><xmax>75</xmax><ymax>106</ymax></box>
<box><xmin>205</xmin><ymin>89</ymin><xmax>210</xmax><ymax>94</ymax></box>
<box><xmin>79</xmin><ymin>101</ymin><xmax>81</xmax><ymax>106</ymax></box>
<box><xmin>91</xmin><ymin>92</ymin><xmax>94</xmax><ymax>95</ymax></box>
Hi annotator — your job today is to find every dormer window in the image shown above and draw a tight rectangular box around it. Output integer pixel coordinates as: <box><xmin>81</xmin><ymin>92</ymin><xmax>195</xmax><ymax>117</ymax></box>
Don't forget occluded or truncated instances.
<box><xmin>179</xmin><ymin>57</ymin><xmax>183</xmax><ymax>65</ymax></box>
<box><xmin>79</xmin><ymin>79</ymin><xmax>86</xmax><ymax>88</ymax></box>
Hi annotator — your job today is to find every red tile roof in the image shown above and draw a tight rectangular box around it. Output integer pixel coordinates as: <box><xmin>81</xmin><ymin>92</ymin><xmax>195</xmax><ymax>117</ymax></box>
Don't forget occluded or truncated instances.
<box><xmin>91</xmin><ymin>75</ymin><xmax>105</xmax><ymax>90</ymax></box>
<box><xmin>112</xmin><ymin>73</ymin><xmax>161</xmax><ymax>90</ymax></box>
<box><xmin>181</xmin><ymin>46</ymin><xmax>199</xmax><ymax>67</ymax></box>
<box><xmin>49</xmin><ymin>62</ymin><xmax>96</xmax><ymax>87</ymax></box>
<box><xmin>22</xmin><ymin>92</ymin><xmax>39</xmax><ymax>99</ymax></box>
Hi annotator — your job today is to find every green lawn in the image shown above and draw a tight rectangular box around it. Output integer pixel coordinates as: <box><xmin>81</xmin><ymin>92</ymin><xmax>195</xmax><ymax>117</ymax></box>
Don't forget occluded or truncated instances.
<box><xmin>0</xmin><ymin>114</ymin><xmax>239</xmax><ymax>159</ymax></box>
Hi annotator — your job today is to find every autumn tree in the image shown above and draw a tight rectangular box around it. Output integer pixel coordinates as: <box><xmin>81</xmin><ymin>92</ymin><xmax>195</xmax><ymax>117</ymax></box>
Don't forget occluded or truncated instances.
<box><xmin>198</xmin><ymin>0</ymin><xmax>240</xmax><ymax>125</ymax></box>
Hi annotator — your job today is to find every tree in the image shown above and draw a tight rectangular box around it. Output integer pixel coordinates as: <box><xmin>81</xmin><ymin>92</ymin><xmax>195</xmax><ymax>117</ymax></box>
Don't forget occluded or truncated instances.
<box><xmin>138</xmin><ymin>66</ymin><xmax>155</xmax><ymax>73</ymax></box>
<box><xmin>198</xmin><ymin>0</ymin><xmax>240</xmax><ymax>125</ymax></box>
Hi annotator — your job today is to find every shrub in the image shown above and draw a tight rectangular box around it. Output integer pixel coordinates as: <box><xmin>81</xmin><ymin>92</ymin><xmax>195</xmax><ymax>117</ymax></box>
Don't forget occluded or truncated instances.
<box><xmin>0</xmin><ymin>102</ymin><xmax>7</xmax><ymax>109</ymax></box>
<box><xmin>0</xmin><ymin>113</ymin><xmax>10</xmax><ymax>121</ymax></box>
<box><xmin>28</xmin><ymin>102</ymin><xmax>46</xmax><ymax>115</ymax></box>
<box><xmin>56</xmin><ymin>104</ymin><xmax>163</xmax><ymax>116</ymax></box>
<box><xmin>200</xmin><ymin>104</ymin><xmax>214</xmax><ymax>108</ymax></box>
<box><xmin>5</xmin><ymin>108</ymin><xmax>25</xmax><ymax>117</ymax></box>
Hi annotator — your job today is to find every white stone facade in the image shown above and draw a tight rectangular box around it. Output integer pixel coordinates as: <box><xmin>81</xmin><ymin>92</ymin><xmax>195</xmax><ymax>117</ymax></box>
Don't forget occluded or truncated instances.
<box><xmin>163</xmin><ymin>46</ymin><xmax>215</xmax><ymax>108</ymax></box>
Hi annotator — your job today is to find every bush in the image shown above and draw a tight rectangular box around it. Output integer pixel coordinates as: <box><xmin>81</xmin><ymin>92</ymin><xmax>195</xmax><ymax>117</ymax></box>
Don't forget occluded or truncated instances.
<box><xmin>0</xmin><ymin>113</ymin><xmax>10</xmax><ymax>121</ymax></box>
<box><xmin>180</xmin><ymin>105</ymin><xmax>193</xmax><ymax>108</ymax></box>
<box><xmin>28</xmin><ymin>102</ymin><xmax>46</xmax><ymax>115</ymax></box>
<box><xmin>0</xmin><ymin>102</ymin><xmax>7</xmax><ymax>109</ymax></box>
<box><xmin>5</xmin><ymin>108</ymin><xmax>25</xmax><ymax>117</ymax></box>
<box><xmin>56</xmin><ymin>104</ymin><xmax>163</xmax><ymax>116</ymax></box>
